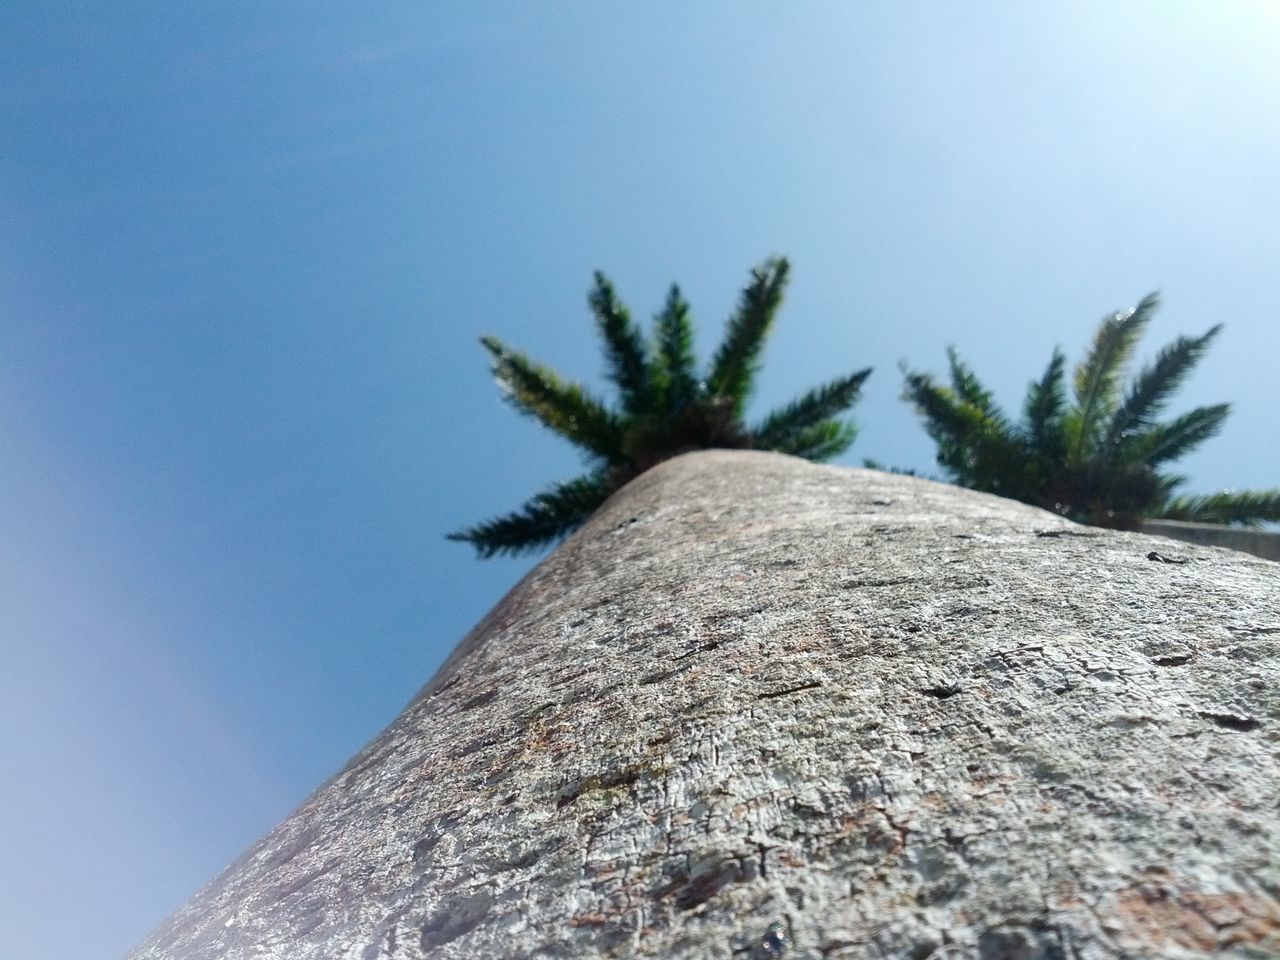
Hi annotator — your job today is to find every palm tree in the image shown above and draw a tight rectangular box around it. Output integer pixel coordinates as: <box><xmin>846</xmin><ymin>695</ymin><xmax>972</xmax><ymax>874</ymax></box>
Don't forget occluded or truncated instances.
<box><xmin>449</xmin><ymin>257</ymin><xmax>873</xmax><ymax>556</ymax></box>
<box><xmin>902</xmin><ymin>293</ymin><xmax>1280</xmax><ymax>529</ymax></box>
<box><xmin>131</xmin><ymin>451</ymin><xmax>1280</xmax><ymax>960</ymax></box>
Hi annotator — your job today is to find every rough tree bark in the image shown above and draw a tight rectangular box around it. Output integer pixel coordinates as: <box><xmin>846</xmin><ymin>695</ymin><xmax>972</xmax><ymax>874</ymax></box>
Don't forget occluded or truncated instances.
<box><xmin>129</xmin><ymin>451</ymin><xmax>1280</xmax><ymax>960</ymax></box>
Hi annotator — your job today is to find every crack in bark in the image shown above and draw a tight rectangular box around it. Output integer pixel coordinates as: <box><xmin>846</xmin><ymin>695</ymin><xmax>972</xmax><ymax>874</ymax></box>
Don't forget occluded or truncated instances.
<box><xmin>758</xmin><ymin>680</ymin><xmax>824</xmax><ymax>700</ymax></box>
<box><xmin>1197</xmin><ymin>710</ymin><xmax>1260</xmax><ymax>732</ymax></box>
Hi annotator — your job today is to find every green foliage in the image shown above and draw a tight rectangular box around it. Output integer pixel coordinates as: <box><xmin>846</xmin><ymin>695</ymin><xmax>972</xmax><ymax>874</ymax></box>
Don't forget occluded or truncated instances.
<box><xmin>446</xmin><ymin>473</ymin><xmax>614</xmax><ymax>558</ymax></box>
<box><xmin>1161</xmin><ymin>490</ymin><xmax>1280</xmax><ymax>527</ymax></box>
<box><xmin>707</xmin><ymin>259</ymin><xmax>790</xmax><ymax>417</ymax></box>
<box><xmin>902</xmin><ymin>294</ymin><xmax>1280</xmax><ymax>529</ymax></box>
<box><xmin>451</xmin><ymin>257</ymin><xmax>873</xmax><ymax>556</ymax></box>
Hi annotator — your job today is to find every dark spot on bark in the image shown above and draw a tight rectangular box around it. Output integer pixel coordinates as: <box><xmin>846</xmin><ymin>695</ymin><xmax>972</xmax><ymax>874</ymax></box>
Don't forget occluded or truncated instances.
<box><xmin>672</xmin><ymin>858</ymin><xmax>744</xmax><ymax>910</ymax></box>
<box><xmin>753</xmin><ymin>920</ymin><xmax>790</xmax><ymax>958</ymax></box>
<box><xmin>556</xmin><ymin>765</ymin><xmax>646</xmax><ymax>808</ymax></box>
<box><xmin>431</xmin><ymin>674</ymin><xmax>460</xmax><ymax>696</ymax></box>
<box><xmin>759</xmin><ymin>680</ymin><xmax>823</xmax><ymax>700</ymax></box>
<box><xmin>412</xmin><ymin>833</ymin><xmax>442</xmax><ymax>864</ymax></box>
<box><xmin>519</xmin><ymin>701</ymin><xmax>557</xmax><ymax>720</ymax></box>
<box><xmin>754</xmin><ymin>842</ymin><xmax>771</xmax><ymax>881</ymax></box>
<box><xmin>675</xmin><ymin>640</ymin><xmax>722</xmax><ymax>660</ymax></box>
<box><xmin>872</xmin><ymin>499</ymin><xmax>893</xmax><ymax>506</ymax></box>
<box><xmin>953</xmin><ymin>533</ymin><xmax>974</xmax><ymax>539</ymax></box>
<box><xmin>1147</xmin><ymin>550</ymin><xmax>1190</xmax><ymax>564</ymax></box>
<box><xmin>459</xmin><ymin>688</ymin><xmax>498</xmax><ymax>712</ymax></box>
<box><xmin>274</xmin><ymin>860</ymin><xmax>335</xmax><ymax>899</ymax></box>
<box><xmin>921</xmin><ymin>683</ymin><xmax>962</xmax><ymax>699</ymax></box>
<box><xmin>491</xmin><ymin>833</ymin><xmax>565</xmax><ymax>872</ymax></box>
<box><xmin>639</xmin><ymin>664</ymin><xmax>692</xmax><ymax>685</ymax></box>
<box><xmin>1152</xmin><ymin>652</ymin><xmax>1193</xmax><ymax>666</ymax></box>
<box><xmin>293</xmin><ymin>905</ymin><xmax>325</xmax><ymax>937</ymax></box>
<box><xmin>840</xmin><ymin>576</ymin><xmax>919</xmax><ymax>589</ymax></box>
<box><xmin>420</xmin><ymin>891</ymin><xmax>493</xmax><ymax>950</ymax></box>
<box><xmin>977</xmin><ymin>923</ymin><xmax>1067</xmax><ymax>959</ymax></box>
<box><xmin>702</xmin><ymin>604</ymin><xmax>767</xmax><ymax>626</ymax></box>
<box><xmin>789</xmin><ymin>799</ymin><xmax>825</xmax><ymax>820</ymax></box>
<box><xmin>452</xmin><ymin>735</ymin><xmax>499</xmax><ymax>759</ymax></box>
<box><xmin>1228</xmin><ymin>624</ymin><xmax>1280</xmax><ymax>637</ymax></box>
<box><xmin>1198</xmin><ymin>710</ymin><xmax>1260</xmax><ymax>731</ymax></box>
<box><xmin>262</xmin><ymin>824</ymin><xmax>322</xmax><ymax>870</ymax></box>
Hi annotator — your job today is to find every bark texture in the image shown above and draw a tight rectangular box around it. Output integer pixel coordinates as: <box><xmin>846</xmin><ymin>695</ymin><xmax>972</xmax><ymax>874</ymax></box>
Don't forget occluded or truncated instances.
<box><xmin>129</xmin><ymin>451</ymin><xmax>1280</xmax><ymax>960</ymax></box>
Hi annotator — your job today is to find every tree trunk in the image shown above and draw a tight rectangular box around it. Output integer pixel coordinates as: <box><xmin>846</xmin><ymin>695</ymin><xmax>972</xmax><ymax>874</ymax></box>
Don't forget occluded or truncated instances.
<box><xmin>128</xmin><ymin>451</ymin><xmax>1280</xmax><ymax>960</ymax></box>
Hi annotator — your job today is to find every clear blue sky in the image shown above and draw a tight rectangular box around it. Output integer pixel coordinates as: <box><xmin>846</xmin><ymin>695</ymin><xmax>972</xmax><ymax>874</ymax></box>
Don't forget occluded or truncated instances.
<box><xmin>3</xmin><ymin>3</ymin><xmax>1278</xmax><ymax>957</ymax></box>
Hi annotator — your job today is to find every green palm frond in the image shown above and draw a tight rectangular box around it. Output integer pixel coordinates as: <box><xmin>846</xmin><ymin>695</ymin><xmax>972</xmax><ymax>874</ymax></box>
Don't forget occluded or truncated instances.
<box><xmin>903</xmin><ymin>370</ymin><xmax>1026</xmax><ymax>494</ymax></box>
<box><xmin>1066</xmin><ymin>292</ymin><xmax>1159</xmax><ymax>464</ymax></box>
<box><xmin>1156</xmin><ymin>473</ymin><xmax>1188</xmax><ymax>500</ymax></box>
<box><xmin>902</xmin><ymin>370</ymin><xmax>975</xmax><ymax>461</ymax></box>
<box><xmin>947</xmin><ymin>347</ymin><xmax>997</xmax><ymax>415</ymax></box>
<box><xmin>1103</xmin><ymin>324</ymin><xmax>1222</xmax><ymax>456</ymax></box>
<box><xmin>446</xmin><ymin>471</ymin><xmax>613</xmax><ymax>557</ymax></box>
<box><xmin>771</xmin><ymin>420</ymin><xmax>857</xmax><ymax>461</ymax></box>
<box><xmin>651</xmin><ymin>283</ymin><xmax>698</xmax><ymax>416</ymax></box>
<box><xmin>753</xmin><ymin>368</ymin><xmax>871</xmax><ymax>451</ymax></box>
<box><xmin>905</xmin><ymin>293</ymin><xmax>1255</xmax><ymax>531</ymax></box>
<box><xmin>1159</xmin><ymin>489</ymin><xmax>1280</xmax><ymax>527</ymax></box>
<box><xmin>1023</xmin><ymin>348</ymin><xmax>1067</xmax><ymax>455</ymax></box>
<box><xmin>947</xmin><ymin>346</ymin><xmax>1018</xmax><ymax>442</ymax></box>
<box><xmin>589</xmin><ymin>272</ymin><xmax>652</xmax><ymax>416</ymax></box>
<box><xmin>481</xmin><ymin>336</ymin><xmax>623</xmax><ymax>460</ymax></box>
<box><xmin>1130</xmin><ymin>403</ymin><xmax>1231</xmax><ymax>466</ymax></box>
<box><xmin>455</xmin><ymin>257</ymin><xmax>871</xmax><ymax>557</ymax></box>
<box><xmin>707</xmin><ymin>257</ymin><xmax>790</xmax><ymax>416</ymax></box>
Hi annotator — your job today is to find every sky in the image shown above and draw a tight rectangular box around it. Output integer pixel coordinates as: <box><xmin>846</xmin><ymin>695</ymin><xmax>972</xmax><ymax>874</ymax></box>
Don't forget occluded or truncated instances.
<box><xmin>3</xmin><ymin>3</ymin><xmax>1279</xmax><ymax>957</ymax></box>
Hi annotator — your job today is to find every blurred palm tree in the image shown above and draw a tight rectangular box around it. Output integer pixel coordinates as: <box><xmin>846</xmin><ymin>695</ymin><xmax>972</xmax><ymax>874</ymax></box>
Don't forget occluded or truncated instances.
<box><xmin>902</xmin><ymin>293</ymin><xmax>1280</xmax><ymax>529</ymax></box>
<box><xmin>450</xmin><ymin>257</ymin><xmax>873</xmax><ymax>556</ymax></box>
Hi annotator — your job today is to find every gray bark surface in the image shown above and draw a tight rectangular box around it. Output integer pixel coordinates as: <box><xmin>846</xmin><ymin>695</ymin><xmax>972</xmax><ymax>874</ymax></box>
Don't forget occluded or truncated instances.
<box><xmin>129</xmin><ymin>451</ymin><xmax>1280</xmax><ymax>960</ymax></box>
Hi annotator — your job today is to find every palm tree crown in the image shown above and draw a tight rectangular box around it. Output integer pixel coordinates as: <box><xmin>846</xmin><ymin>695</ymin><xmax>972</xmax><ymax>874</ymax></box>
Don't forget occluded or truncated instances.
<box><xmin>450</xmin><ymin>257</ymin><xmax>873</xmax><ymax>556</ymax></box>
<box><xmin>902</xmin><ymin>293</ymin><xmax>1280</xmax><ymax>529</ymax></box>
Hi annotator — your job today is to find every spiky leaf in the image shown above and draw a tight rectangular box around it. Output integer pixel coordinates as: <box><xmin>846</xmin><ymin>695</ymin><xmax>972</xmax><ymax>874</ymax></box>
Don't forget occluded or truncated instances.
<box><xmin>455</xmin><ymin>258</ymin><xmax>870</xmax><ymax>557</ymax></box>
<box><xmin>1131</xmin><ymin>404</ymin><xmax>1231</xmax><ymax>467</ymax></box>
<box><xmin>481</xmin><ymin>337</ymin><xmax>623</xmax><ymax>460</ymax></box>
<box><xmin>1159</xmin><ymin>490</ymin><xmax>1280</xmax><ymax>527</ymax></box>
<box><xmin>447</xmin><ymin>471</ymin><xmax>613</xmax><ymax>557</ymax></box>
<box><xmin>1023</xmin><ymin>349</ymin><xmax>1067</xmax><ymax>456</ymax></box>
<box><xmin>770</xmin><ymin>419</ymin><xmax>857</xmax><ymax>461</ymax></box>
<box><xmin>651</xmin><ymin>284</ymin><xmax>698</xmax><ymax>416</ymax></box>
<box><xmin>707</xmin><ymin>258</ymin><xmax>789</xmax><ymax>416</ymax></box>
<box><xmin>948</xmin><ymin>347</ymin><xmax>997</xmax><ymax>415</ymax></box>
<box><xmin>589</xmin><ymin>272</ymin><xmax>652</xmax><ymax>416</ymax></box>
<box><xmin>753</xmin><ymin>368</ymin><xmax>872</xmax><ymax>452</ymax></box>
<box><xmin>1066</xmin><ymin>293</ymin><xmax>1159</xmax><ymax>464</ymax></box>
<box><xmin>1103</xmin><ymin>325</ymin><xmax>1222</xmax><ymax>456</ymax></box>
<box><xmin>903</xmin><ymin>370</ymin><xmax>1028</xmax><ymax>496</ymax></box>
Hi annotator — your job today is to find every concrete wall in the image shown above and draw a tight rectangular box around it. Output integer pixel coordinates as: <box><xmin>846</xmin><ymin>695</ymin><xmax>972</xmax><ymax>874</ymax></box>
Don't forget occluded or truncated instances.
<box><xmin>1141</xmin><ymin>518</ymin><xmax>1280</xmax><ymax>563</ymax></box>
